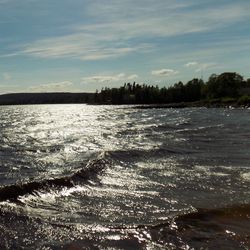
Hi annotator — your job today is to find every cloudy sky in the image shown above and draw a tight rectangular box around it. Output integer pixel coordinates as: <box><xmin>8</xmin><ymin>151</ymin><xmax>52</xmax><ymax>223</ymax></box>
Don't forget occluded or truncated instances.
<box><xmin>0</xmin><ymin>0</ymin><xmax>250</xmax><ymax>93</ymax></box>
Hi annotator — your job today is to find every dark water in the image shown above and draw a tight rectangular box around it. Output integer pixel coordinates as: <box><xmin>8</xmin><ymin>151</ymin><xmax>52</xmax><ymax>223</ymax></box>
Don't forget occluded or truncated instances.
<box><xmin>0</xmin><ymin>105</ymin><xmax>249</xmax><ymax>249</ymax></box>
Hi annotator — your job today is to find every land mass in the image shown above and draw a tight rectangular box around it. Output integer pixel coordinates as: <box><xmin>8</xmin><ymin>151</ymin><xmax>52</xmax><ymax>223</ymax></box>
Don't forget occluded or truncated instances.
<box><xmin>1</xmin><ymin>72</ymin><xmax>250</xmax><ymax>107</ymax></box>
<box><xmin>0</xmin><ymin>92</ymin><xmax>95</xmax><ymax>105</ymax></box>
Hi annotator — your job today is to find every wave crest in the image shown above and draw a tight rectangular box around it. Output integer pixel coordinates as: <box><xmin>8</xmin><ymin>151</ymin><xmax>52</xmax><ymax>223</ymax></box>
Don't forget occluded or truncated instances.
<box><xmin>0</xmin><ymin>152</ymin><xmax>108</xmax><ymax>201</ymax></box>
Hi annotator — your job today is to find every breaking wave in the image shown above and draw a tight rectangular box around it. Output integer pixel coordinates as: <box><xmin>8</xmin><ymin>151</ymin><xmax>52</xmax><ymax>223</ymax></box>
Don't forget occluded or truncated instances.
<box><xmin>0</xmin><ymin>152</ymin><xmax>108</xmax><ymax>201</ymax></box>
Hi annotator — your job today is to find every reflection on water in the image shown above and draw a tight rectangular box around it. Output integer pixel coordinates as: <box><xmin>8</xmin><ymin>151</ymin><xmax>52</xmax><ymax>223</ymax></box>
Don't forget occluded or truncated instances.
<box><xmin>0</xmin><ymin>104</ymin><xmax>249</xmax><ymax>249</ymax></box>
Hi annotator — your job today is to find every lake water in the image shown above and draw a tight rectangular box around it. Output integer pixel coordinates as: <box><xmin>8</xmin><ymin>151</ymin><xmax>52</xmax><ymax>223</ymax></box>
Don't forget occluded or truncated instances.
<box><xmin>0</xmin><ymin>105</ymin><xmax>249</xmax><ymax>249</ymax></box>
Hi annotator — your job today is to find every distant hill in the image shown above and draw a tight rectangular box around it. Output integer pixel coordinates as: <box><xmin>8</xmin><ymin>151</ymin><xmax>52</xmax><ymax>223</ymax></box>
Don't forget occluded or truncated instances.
<box><xmin>0</xmin><ymin>92</ymin><xmax>95</xmax><ymax>105</ymax></box>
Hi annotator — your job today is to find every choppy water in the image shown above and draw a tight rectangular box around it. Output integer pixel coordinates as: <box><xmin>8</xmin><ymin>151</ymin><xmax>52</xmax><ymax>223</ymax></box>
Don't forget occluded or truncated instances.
<box><xmin>0</xmin><ymin>104</ymin><xmax>249</xmax><ymax>249</ymax></box>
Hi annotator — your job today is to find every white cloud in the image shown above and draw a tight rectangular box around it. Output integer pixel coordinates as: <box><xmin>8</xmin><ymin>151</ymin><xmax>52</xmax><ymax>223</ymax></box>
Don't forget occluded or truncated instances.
<box><xmin>80</xmin><ymin>47</ymin><xmax>141</xmax><ymax>61</ymax></box>
<box><xmin>81</xmin><ymin>72</ymin><xmax>139</xmax><ymax>84</ymax></box>
<box><xmin>82</xmin><ymin>73</ymin><xmax>126</xmax><ymax>83</ymax></box>
<box><xmin>4</xmin><ymin>2</ymin><xmax>250</xmax><ymax>61</ymax></box>
<box><xmin>151</xmin><ymin>69</ymin><xmax>178</xmax><ymax>77</ymax></box>
<box><xmin>86</xmin><ymin>2</ymin><xmax>250</xmax><ymax>38</ymax></box>
<box><xmin>18</xmin><ymin>34</ymin><xmax>151</xmax><ymax>61</ymax></box>
<box><xmin>184</xmin><ymin>61</ymin><xmax>217</xmax><ymax>73</ymax></box>
<box><xmin>127</xmin><ymin>74</ymin><xmax>139</xmax><ymax>80</ymax></box>
<box><xmin>185</xmin><ymin>62</ymin><xmax>198</xmax><ymax>67</ymax></box>
<box><xmin>28</xmin><ymin>81</ymin><xmax>74</xmax><ymax>92</ymax></box>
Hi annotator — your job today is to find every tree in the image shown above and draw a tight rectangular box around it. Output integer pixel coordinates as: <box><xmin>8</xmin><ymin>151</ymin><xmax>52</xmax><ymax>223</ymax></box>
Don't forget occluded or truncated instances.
<box><xmin>185</xmin><ymin>78</ymin><xmax>204</xmax><ymax>101</ymax></box>
<box><xmin>206</xmin><ymin>72</ymin><xmax>243</xmax><ymax>98</ymax></box>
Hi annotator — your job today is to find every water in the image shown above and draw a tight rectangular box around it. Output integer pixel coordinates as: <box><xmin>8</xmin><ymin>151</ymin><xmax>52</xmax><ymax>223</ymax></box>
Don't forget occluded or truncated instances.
<box><xmin>0</xmin><ymin>104</ymin><xmax>249</xmax><ymax>249</ymax></box>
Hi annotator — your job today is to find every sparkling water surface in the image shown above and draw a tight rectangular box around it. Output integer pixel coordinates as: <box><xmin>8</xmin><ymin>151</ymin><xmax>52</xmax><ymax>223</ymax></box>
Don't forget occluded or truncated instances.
<box><xmin>0</xmin><ymin>105</ymin><xmax>249</xmax><ymax>249</ymax></box>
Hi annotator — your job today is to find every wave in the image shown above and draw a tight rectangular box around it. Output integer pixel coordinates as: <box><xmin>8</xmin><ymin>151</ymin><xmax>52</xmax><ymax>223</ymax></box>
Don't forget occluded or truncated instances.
<box><xmin>151</xmin><ymin>204</ymin><xmax>250</xmax><ymax>248</ymax></box>
<box><xmin>0</xmin><ymin>201</ymin><xmax>248</xmax><ymax>249</ymax></box>
<box><xmin>147</xmin><ymin>203</ymin><xmax>250</xmax><ymax>230</ymax></box>
<box><xmin>0</xmin><ymin>147</ymin><xmax>177</xmax><ymax>202</ymax></box>
<box><xmin>149</xmin><ymin>204</ymin><xmax>250</xmax><ymax>248</ymax></box>
<box><xmin>107</xmin><ymin>204</ymin><xmax>250</xmax><ymax>249</ymax></box>
<box><xmin>108</xmin><ymin>147</ymin><xmax>195</xmax><ymax>161</ymax></box>
<box><xmin>0</xmin><ymin>152</ymin><xmax>108</xmax><ymax>201</ymax></box>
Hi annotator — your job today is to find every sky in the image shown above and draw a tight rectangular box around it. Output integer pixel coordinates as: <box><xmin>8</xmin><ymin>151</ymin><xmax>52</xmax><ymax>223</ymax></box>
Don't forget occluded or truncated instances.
<box><xmin>0</xmin><ymin>0</ymin><xmax>250</xmax><ymax>93</ymax></box>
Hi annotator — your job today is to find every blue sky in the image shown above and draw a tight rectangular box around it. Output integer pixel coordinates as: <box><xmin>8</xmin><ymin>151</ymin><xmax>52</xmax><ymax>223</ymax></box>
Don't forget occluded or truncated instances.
<box><xmin>0</xmin><ymin>0</ymin><xmax>250</xmax><ymax>93</ymax></box>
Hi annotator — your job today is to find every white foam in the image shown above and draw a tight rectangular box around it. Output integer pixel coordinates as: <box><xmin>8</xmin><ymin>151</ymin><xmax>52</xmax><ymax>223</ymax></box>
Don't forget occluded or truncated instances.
<box><xmin>241</xmin><ymin>172</ymin><xmax>250</xmax><ymax>181</ymax></box>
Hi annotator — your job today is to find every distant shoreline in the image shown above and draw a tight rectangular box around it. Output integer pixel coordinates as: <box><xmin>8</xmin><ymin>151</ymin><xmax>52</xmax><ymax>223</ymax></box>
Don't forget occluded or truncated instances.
<box><xmin>133</xmin><ymin>100</ymin><xmax>250</xmax><ymax>109</ymax></box>
<box><xmin>1</xmin><ymin>72</ymin><xmax>250</xmax><ymax>108</ymax></box>
<box><xmin>0</xmin><ymin>92</ymin><xmax>95</xmax><ymax>106</ymax></box>
<box><xmin>0</xmin><ymin>92</ymin><xmax>249</xmax><ymax>108</ymax></box>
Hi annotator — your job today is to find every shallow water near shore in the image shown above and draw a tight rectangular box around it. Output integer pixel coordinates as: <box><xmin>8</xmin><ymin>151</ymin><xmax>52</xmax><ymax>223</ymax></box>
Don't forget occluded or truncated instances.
<box><xmin>0</xmin><ymin>104</ymin><xmax>249</xmax><ymax>249</ymax></box>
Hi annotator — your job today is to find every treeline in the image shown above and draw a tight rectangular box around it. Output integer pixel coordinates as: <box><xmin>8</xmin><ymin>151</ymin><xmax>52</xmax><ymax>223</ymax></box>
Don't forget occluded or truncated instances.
<box><xmin>95</xmin><ymin>72</ymin><xmax>250</xmax><ymax>105</ymax></box>
<box><xmin>1</xmin><ymin>72</ymin><xmax>249</xmax><ymax>106</ymax></box>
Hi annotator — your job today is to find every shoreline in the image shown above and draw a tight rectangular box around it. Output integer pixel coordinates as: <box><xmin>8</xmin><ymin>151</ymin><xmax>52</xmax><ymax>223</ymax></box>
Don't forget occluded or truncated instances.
<box><xmin>0</xmin><ymin>101</ymin><xmax>249</xmax><ymax>109</ymax></box>
<box><xmin>0</xmin><ymin>92</ymin><xmax>249</xmax><ymax>108</ymax></box>
<box><xmin>133</xmin><ymin>101</ymin><xmax>250</xmax><ymax>109</ymax></box>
